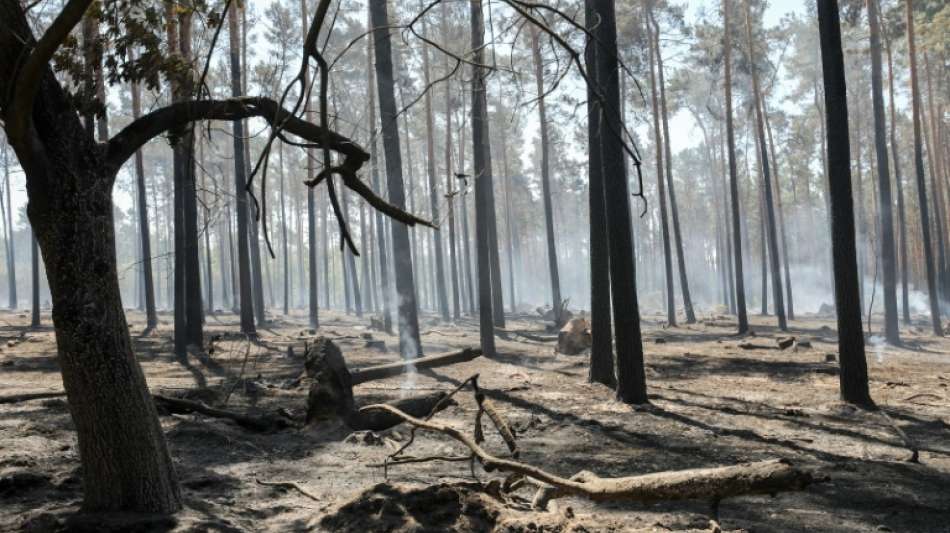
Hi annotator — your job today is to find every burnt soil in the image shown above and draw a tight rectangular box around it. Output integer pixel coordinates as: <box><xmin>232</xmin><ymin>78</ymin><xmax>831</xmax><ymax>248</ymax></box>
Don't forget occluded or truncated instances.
<box><xmin>1</xmin><ymin>309</ymin><xmax>948</xmax><ymax>532</ymax></box>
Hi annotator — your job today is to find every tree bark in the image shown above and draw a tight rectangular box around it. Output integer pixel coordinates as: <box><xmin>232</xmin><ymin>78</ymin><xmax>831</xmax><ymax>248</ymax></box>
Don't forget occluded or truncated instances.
<box><xmin>366</xmin><ymin>25</ymin><xmax>393</xmax><ymax>332</ymax></box>
<box><xmin>905</xmin><ymin>0</ymin><xmax>943</xmax><ymax>335</ymax></box>
<box><xmin>723</xmin><ymin>0</ymin><xmax>749</xmax><ymax>334</ymax></box>
<box><xmin>441</xmin><ymin>2</ymin><xmax>461</xmax><ymax>321</ymax></box>
<box><xmin>1</xmin><ymin>142</ymin><xmax>16</xmax><ymax>309</ymax></box>
<box><xmin>228</xmin><ymin>2</ymin><xmax>256</xmax><ymax>335</ymax></box>
<box><xmin>744</xmin><ymin>0</ymin><xmax>786</xmax><ymax>330</ymax></box>
<box><xmin>646</xmin><ymin>12</ymin><xmax>676</xmax><ymax>328</ymax></box>
<box><xmin>420</xmin><ymin>13</ymin><xmax>450</xmax><ymax>322</ymax></box>
<box><xmin>370</xmin><ymin>0</ymin><xmax>423</xmax><ymax>359</ymax></box>
<box><xmin>651</xmin><ymin>8</ymin><xmax>696</xmax><ymax>324</ymax></box>
<box><xmin>816</xmin><ymin>0</ymin><xmax>873</xmax><ymax>406</ymax></box>
<box><xmin>591</xmin><ymin>0</ymin><xmax>647</xmax><ymax>404</ymax></box>
<box><xmin>867</xmin><ymin>0</ymin><xmax>900</xmax><ymax>343</ymax></box>
<box><xmin>529</xmin><ymin>25</ymin><xmax>563</xmax><ymax>318</ymax></box>
<box><xmin>470</xmin><ymin>0</ymin><xmax>497</xmax><ymax>357</ymax></box>
<box><xmin>885</xmin><ymin>37</ymin><xmax>911</xmax><ymax>324</ymax></box>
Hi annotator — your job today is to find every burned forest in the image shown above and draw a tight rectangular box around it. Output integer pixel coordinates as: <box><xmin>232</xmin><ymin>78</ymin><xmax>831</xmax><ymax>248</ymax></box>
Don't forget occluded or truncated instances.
<box><xmin>1</xmin><ymin>0</ymin><xmax>949</xmax><ymax>531</ymax></box>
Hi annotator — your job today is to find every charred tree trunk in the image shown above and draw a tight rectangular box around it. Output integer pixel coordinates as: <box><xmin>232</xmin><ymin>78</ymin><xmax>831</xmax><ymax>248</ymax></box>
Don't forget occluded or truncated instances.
<box><xmin>867</xmin><ymin>0</ymin><xmax>900</xmax><ymax>344</ymax></box>
<box><xmin>228</xmin><ymin>2</ymin><xmax>256</xmax><ymax>335</ymax></box>
<box><xmin>905</xmin><ymin>0</ymin><xmax>943</xmax><ymax>335</ymax></box>
<box><xmin>744</xmin><ymin>0</ymin><xmax>786</xmax><ymax>331</ymax></box>
<box><xmin>470</xmin><ymin>0</ymin><xmax>497</xmax><ymax>357</ymax></box>
<box><xmin>370</xmin><ymin>0</ymin><xmax>423</xmax><ymax>358</ymax></box>
<box><xmin>441</xmin><ymin>2</ymin><xmax>461</xmax><ymax>321</ymax></box>
<box><xmin>366</xmin><ymin>22</ymin><xmax>393</xmax><ymax>332</ymax></box>
<box><xmin>885</xmin><ymin>38</ymin><xmax>911</xmax><ymax>324</ymax></box>
<box><xmin>590</xmin><ymin>0</ymin><xmax>647</xmax><ymax>404</ymax></box>
<box><xmin>817</xmin><ymin>0</ymin><xmax>873</xmax><ymax>406</ymax></box>
<box><xmin>651</xmin><ymin>9</ymin><xmax>696</xmax><ymax>324</ymax></box>
<box><xmin>420</xmin><ymin>12</ymin><xmax>450</xmax><ymax>322</ymax></box>
<box><xmin>646</xmin><ymin>13</ymin><xmax>676</xmax><ymax>328</ymax></box>
<box><xmin>723</xmin><ymin>0</ymin><xmax>749</xmax><ymax>334</ymax></box>
<box><xmin>585</xmin><ymin>3</ymin><xmax>615</xmax><ymax>388</ymax></box>
<box><xmin>530</xmin><ymin>26</ymin><xmax>563</xmax><ymax>318</ymax></box>
<box><xmin>0</xmin><ymin>1</ymin><xmax>183</xmax><ymax>509</ymax></box>
<box><xmin>302</xmin><ymin>0</ymin><xmax>320</xmax><ymax>328</ymax></box>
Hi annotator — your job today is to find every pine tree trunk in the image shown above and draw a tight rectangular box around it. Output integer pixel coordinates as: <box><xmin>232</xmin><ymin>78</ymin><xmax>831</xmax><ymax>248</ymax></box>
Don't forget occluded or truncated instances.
<box><xmin>420</xmin><ymin>10</ymin><xmax>450</xmax><ymax>321</ymax></box>
<box><xmin>370</xmin><ymin>0</ymin><xmax>423</xmax><ymax>358</ymax></box>
<box><xmin>651</xmin><ymin>10</ymin><xmax>695</xmax><ymax>324</ymax></box>
<box><xmin>905</xmin><ymin>0</ymin><xmax>943</xmax><ymax>335</ymax></box>
<box><xmin>441</xmin><ymin>2</ymin><xmax>461</xmax><ymax>321</ymax></box>
<box><xmin>1</xmin><ymin>142</ymin><xmax>16</xmax><ymax>309</ymax></box>
<box><xmin>585</xmin><ymin>2</ymin><xmax>615</xmax><ymax>387</ymax></box>
<box><xmin>469</xmin><ymin>0</ymin><xmax>497</xmax><ymax>357</ymax></box>
<box><xmin>762</xmin><ymin>109</ymin><xmax>795</xmax><ymax>321</ymax></box>
<box><xmin>228</xmin><ymin>2</ymin><xmax>256</xmax><ymax>335</ymax></box>
<box><xmin>744</xmin><ymin>0</ymin><xmax>786</xmax><ymax>330</ymax></box>
<box><xmin>867</xmin><ymin>0</ymin><xmax>900</xmax><ymax>343</ymax></box>
<box><xmin>723</xmin><ymin>0</ymin><xmax>749</xmax><ymax>333</ymax></box>
<box><xmin>816</xmin><ymin>0</ymin><xmax>873</xmax><ymax>405</ymax></box>
<box><xmin>366</xmin><ymin>26</ymin><xmax>393</xmax><ymax>331</ymax></box>
<box><xmin>530</xmin><ymin>26</ymin><xmax>563</xmax><ymax>317</ymax></box>
<box><xmin>591</xmin><ymin>0</ymin><xmax>647</xmax><ymax>404</ymax></box>
<box><xmin>885</xmin><ymin>39</ymin><xmax>911</xmax><ymax>324</ymax></box>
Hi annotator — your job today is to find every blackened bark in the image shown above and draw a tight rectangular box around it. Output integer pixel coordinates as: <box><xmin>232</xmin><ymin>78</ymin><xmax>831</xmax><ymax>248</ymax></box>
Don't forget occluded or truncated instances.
<box><xmin>867</xmin><ymin>0</ymin><xmax>900</xmax><ymax>343</ymax></box>
<box><xmin>816</xmin><ymin>0</ymin><xmax>873</xmax><ymax>406</ymax></box>
<box><xmin>591</xmin><ymin>0</ymin><xmax>647</xmax><ymax>404</ymax></box>
<box><xmin>469</xmin><ymin>0</ymin><xmax>496</xmax><ymax>357</ymax></box>
<box><xmin>370</xmin><ymin>0</ymin><xmax>423</xmax><ymax>358</ymax></box>
<box><xmin>31</xmin><ymin>231</ymin><xmax>39</xmax><ymax>328</ymax></box>
<box><xmin>585</xmin><ymin>3</ymin><xmax>615</xmax><ymax>388</ymax></box>
<box><xmin>228</xmin><ymin>3</ymin><xmax>256</xmax><ymax>335</ymax></box>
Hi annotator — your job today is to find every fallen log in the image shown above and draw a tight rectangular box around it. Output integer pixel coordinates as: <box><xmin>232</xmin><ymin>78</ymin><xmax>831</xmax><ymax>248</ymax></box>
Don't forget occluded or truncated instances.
<box><xmin>348</xmin><ymin>392</ymin><xmax>454</xmax><ymax>431</ymax></box>
<box><xmin>0</xmin><ymin>391</ymin><xmax>67</xmax><ymax>404</ymax></box>
<box><xmin>360</xmin><ymin>402</ymin><xmax>815</xmax><ymax>510</ymax></box>
<box><xmin>349</xmin><ymin>347</ymin><xmax>482</xmax><ymax>385</ymax></box>
<box><xmin>153</xmin><ymin>394</ymin><xmax>294</xmax><ymax>433</ymax></box>
<box><xmin>494</xmin><ymin>328</ymin><xmax>558</xmax><ymax>343</ymax></box>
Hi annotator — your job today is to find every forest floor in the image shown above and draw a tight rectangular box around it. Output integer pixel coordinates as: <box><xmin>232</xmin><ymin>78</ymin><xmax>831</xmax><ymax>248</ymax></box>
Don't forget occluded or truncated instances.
<box><xmin>0</xmin><ymin>307</ymin><xmax>948</xmax><ymax>532</ymax></box>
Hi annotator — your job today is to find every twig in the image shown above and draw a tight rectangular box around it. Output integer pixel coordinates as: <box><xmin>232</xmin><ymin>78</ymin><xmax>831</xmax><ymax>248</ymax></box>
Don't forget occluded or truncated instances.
<box><xmin>256</xmin><ymin>479</ymin><xmax>321</xmax><ymax>501</ymax></box>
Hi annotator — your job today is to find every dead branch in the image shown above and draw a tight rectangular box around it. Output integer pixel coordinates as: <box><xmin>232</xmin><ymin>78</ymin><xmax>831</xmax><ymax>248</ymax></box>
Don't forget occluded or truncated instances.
<box><xmin>350</xmin><ymin>348</ymin><xmax>482</xmax><ymax>385</ymax></box>
<box><xmin>0</xmin><ymin>391</ymin><xmax>67</xmax><ymax>404</ymax></box>
<box><xmin>359</xmin><ymin>403</ymin><xmax>814</xmax><ymax>509</ymax></box>
<box><xmin>256</xmin><ymin>479</ymin><xmax>321</xmax><ymax>501</ymax></box>
<box><xmin>153</xmin><ymin>394</ymin><xmax>295</xmax><ymax>433</ymax></box>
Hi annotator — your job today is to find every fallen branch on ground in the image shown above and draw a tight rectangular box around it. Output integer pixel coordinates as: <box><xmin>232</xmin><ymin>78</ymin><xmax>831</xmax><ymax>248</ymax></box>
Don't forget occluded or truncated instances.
<box><xmin>494</xmin><ymin>328</ymin><xmax>558</xmax><ymax>343</ymax></box>
<box><xmin>361</xmin><ymin>380</ymin><xmax>815</xmax><ymax>510</ymax></box>
<box><xmin>349</xmin><ymin>348</ymin><xmax>482</xmax><ymax>385</ymax></box>
<box><xmin>256</xmin><ymin>479</ymin><xmax>321</xmax><ymax>501</ymax></box>
<box><xmin>0</xmin><ymin>391</ymin><xmax>67</xmax><ymax>404</ymax></box>
<box><xmin>153</xmin><ymin>394</ymin><xmax>295</xmax><ymax>433</ymax></box>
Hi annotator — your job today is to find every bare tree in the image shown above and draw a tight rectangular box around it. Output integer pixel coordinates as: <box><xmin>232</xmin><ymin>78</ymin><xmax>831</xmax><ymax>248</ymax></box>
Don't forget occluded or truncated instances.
<box><xmin>370</xmin><ymin>0</ymin><xmax>423</xmax><ymax>358</ymax></box>
<box><xmin>816</xmin><ymin>0</ymin><xmax>872</xmax><ymax>405</ymax></box>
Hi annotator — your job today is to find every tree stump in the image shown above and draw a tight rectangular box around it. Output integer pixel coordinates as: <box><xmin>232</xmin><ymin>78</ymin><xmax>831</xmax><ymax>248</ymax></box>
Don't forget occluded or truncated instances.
<box><xmin>557</xmin><ymin>318</ymin><xmax>592</xmax><ymax>355</ymax></box>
